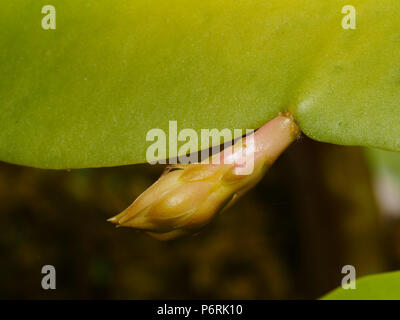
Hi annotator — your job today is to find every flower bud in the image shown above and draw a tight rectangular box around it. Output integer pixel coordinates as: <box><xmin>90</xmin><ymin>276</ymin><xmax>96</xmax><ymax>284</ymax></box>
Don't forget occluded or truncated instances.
<box><xmin>108</xmin><ymin>113</ymin><xmax>300</xmax><ymax>240</ymax></box>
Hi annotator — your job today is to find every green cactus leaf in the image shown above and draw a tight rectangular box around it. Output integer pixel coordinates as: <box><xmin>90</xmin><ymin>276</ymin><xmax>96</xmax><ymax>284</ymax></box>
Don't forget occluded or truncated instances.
<box><xmin>1</xmin><ymin>0</ymin><xmax>399</xmax><ymax>169</ymax></box>
<box><xmin>366</xmin><ymin>148</ymin><xmax>400</xmax><ymax>184</ymax></box>
<box><xmin>322</xmin><ymin>271</ymin><xmax>400</xmax><ymax>300</ymax></box>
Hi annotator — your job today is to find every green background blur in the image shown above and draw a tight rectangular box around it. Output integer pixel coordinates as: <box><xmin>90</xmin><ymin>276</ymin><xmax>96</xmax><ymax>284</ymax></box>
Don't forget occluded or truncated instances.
<box><xmin>1</xmin><ymin>136</ymin><xmax>399</xmax><ymax>299</ymax></box>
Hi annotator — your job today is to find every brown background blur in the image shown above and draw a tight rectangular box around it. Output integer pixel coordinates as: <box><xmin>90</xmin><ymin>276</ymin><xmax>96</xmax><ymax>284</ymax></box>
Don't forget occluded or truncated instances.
<box><xmin>1</xmin><ymin>136</ymin><xmax>399</xmax><ymax>299</ymax></box>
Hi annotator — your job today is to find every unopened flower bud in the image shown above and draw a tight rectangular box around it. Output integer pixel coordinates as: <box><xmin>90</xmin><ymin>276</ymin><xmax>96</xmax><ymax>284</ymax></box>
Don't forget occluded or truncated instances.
<box><xmin>108</xmin><ymin>113</ymin><xmax>300</xmax><ymax>240</ymax></box>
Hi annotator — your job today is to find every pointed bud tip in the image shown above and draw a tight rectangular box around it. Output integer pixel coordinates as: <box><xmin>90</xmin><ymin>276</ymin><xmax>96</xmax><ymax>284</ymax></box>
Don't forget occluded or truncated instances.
<box><xmin>107</xmin><ymin>215</ymin><xmax>121</xmax><ymax>225</ymax></box>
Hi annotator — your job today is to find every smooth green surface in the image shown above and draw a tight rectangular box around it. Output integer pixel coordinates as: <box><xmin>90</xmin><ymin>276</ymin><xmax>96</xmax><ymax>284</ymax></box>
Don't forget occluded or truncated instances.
<box><xmin>1</xmin><ymin>0</ymin><xmax>399</xmax><ymax>169</ymax></box>
<box><xmin>366</xmin><ymin>148</ymin><xmax>400</xmax><ymax>184</ymax></box>
<box><xmin>322</xmin><ymin>271</ymin><xmax>400</xmax><ymax>300</ymax></box>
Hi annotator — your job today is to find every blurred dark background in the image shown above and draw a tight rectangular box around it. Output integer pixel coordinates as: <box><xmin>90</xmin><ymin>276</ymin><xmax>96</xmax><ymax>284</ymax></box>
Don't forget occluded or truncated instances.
<box><xmin>1</xmin><ymin>136</ymin><xmax>399</xmax><ymax>299</ymax></box>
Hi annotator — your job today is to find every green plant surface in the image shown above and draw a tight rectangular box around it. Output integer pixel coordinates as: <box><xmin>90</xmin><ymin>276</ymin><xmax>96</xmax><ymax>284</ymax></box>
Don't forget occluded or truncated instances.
<box><xmin>366</xmin><ymin>148</ymin><xmax>400</xmax><ymax>184</ymax></box>
<box><xmin>1</xmin><ymin>0</ymin><xmax>399</xmax><ymax>169</ymax></box>
<box><xmin>322</xmin><ymin>271</ymin><xmax>400</xmax><ymax>300</ymax></box>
